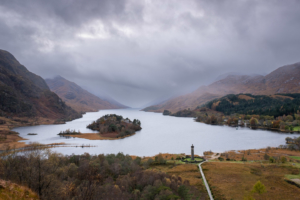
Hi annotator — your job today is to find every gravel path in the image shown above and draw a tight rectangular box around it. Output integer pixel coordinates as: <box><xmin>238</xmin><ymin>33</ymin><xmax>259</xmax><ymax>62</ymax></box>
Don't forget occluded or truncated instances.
<box><xmin>198</xmin><ymin>161</ymin><xmax>214</xmax><ymax>200</ymax></box>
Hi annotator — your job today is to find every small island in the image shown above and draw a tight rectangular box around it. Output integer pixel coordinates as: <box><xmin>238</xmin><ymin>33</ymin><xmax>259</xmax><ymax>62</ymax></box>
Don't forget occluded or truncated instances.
<box><xmin>66</xmin><ymin>114</ymin><xmax>142</xmax><ymax>140</ymax></box>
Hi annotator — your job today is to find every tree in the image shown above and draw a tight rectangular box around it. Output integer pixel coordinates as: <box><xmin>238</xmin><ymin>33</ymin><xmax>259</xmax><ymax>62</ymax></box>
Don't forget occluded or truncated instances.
<box><xmin>163</xmin><ymin>110</ymin><xmax>171</xmax><ymax>115</ymax></box>
<box><xmin>251</xmin><ymin>181</ymin><xmax>266</xmax><ymax>195</ymax></box>
<box><xmin>210</xmin><ymin>115</ymin><xmax>218</xmax><ymax>124</ymax></box>
<box><xmin>284</xmin><ymin>115</ymin><xmax>294</xmax><ymax>122</ymax></box>
<box><xmin>250</xmin><ymin>117</ymin><xmax>258</xmax><ymax>127</ymax></box>
<box><xmin>269</xmin><ymin>157</ymin><xmax>275</xmax><ymax>163</ymax></box>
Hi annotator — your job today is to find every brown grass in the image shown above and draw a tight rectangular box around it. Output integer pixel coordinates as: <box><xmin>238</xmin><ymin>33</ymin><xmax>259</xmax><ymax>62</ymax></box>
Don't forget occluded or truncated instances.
<box><xmin>217</xmin><ymin>148</ymin><xmax>300</xmax><ymax>162</ymax></box>
<box><xmin>238</xmin><ymin>94</ymin><xmax>255</xmax><ymax>100</ymax></box>
<box><xmin>0</xmin><ymin>116</ymin><xmax>64</xmax><ymax>150</ymax></box>
<box><xmin>150</xmin><ymin>164</ymin><xmax>208</xmax><ymax>199</ymax></box>
<box><xmin>270</xmin><ymin>94</ymin><xmax>294</xmax><ymax>100</ymax></box>
<box><xmin>69</xmin><ymin>132</ymin><xmax>136</xmax><ymax>140</ymax></box>
<box><xmin>0</xmin><ymin>179</ymin><xmax>39</xmax><ymax>200</ymax></box>
<box><xmin>202</xmin><ymin>162</ymin><xmax>300</xmax><ymax>200</ymax></box>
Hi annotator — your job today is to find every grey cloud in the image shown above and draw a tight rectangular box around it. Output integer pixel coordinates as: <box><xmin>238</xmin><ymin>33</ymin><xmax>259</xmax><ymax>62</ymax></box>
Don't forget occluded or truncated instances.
<box><xmin>1</xmin><ymin>0</ymin><xmax>300</xmax><ymax>107</ymax></box>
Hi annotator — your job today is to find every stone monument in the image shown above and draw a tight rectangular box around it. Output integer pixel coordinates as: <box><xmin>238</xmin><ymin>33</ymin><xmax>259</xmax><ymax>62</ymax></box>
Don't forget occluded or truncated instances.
<box><xmin>191</xmin><ymin>144</ymin><xmax>194</xmax><ymax>160</ymax></box>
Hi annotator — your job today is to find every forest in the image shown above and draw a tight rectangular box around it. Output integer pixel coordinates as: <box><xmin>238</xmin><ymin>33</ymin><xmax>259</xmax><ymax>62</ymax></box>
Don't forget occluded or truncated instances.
<box><xmin>0</xmin><ymin>146</ymin><xmax>203</xmax><ymax>200</ymax></box>
<box><xmin>202</xmin><ymin>93</ymin><xmax>300</xmax><ymax>117</ymax></box>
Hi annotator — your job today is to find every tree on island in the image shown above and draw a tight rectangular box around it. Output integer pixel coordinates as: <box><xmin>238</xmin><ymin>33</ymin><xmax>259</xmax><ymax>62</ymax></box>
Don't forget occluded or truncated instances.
<box><xmin>87</xmin><ymin>114</ymin><xmax>141</xmax><ymax>138</ymax></box>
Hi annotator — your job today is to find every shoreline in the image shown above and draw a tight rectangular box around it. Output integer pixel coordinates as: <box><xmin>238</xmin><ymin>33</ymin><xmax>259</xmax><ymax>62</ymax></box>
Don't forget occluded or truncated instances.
<box><xmin>68</xmin><ymin>132</ymin><xmax>136</xmax><ymax>140</ymax></box>
<box><xmin>0</xmin><ymin>116</ymin><xmax>79</xmax><ymax>150</ymax></box>
<box><xmin>196</xmin><ymin>120</ymin><xmax>300</xmax><ymax>134</ymax></box>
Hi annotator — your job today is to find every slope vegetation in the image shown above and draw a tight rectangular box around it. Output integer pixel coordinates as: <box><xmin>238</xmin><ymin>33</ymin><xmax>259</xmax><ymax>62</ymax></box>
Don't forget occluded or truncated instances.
<box><xmin>0</xmin><ymin>50</ymin><xmax>80</xmax><ymax>120</ymax></box>
<box><xmin>46</xmin><ymin>76</ymin><xmax>127</xmax><ymax>113</ymax></box>
<box><xmin>143</xmin><ymin>62</ymin><xmax>300</xmax><ymax>112</ymax></box>
<box><xmin>203</xmin><ymin>93</ymin><xmax>300</xmax><ymax>117</ymax></box>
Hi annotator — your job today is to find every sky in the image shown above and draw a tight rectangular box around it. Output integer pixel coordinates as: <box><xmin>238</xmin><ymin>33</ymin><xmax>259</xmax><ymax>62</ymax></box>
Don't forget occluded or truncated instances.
<box><xmin>1</xmin><ymin>0</ymin><xmax>300</xmax><ymax>108</ymax></box>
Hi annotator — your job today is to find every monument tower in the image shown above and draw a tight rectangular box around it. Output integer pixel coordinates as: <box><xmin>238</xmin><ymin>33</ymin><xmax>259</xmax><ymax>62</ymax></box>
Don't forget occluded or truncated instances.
<box><xmin>191</xmin><ymin>144</ymin><xmax>194</xmax><ymax>160</ymax></box>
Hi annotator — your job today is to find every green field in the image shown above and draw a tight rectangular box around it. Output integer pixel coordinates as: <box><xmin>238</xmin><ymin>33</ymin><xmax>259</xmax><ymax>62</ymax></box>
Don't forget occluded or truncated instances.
<box><xmin>290</xmin><ymin>156</ymin><xmax>300</xmax><ymax>160</ymax></box>
<box><xmin>293</xmin><ymin>126</ymin><xmax>300</xmax><ymax>131</ymax></box>
<box><xmin>183</xmin><ymin>157</ymin><xmax>203</xmax><ymax>162</ymax></box>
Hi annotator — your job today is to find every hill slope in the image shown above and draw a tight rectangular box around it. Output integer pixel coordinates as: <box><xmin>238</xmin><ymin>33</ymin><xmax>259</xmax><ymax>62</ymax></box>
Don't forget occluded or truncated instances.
<box><xmin>46</xmin><ymin>76</ymin><xmax>127</xmax><ymax>113</ymax></box>
<box><xmin>143</xmin><ymin>62</ymin><xmax>300</xmax><ymax>113</ymax></box>
<box><xmin>0</xmin><ymin>49</ymin><xmax>80</xmax><ymax>120</ymax></box>
<box><xmin>202</xmin><ymin>93</ymin><xmax>300</xmax><ymax>117</ymax></box>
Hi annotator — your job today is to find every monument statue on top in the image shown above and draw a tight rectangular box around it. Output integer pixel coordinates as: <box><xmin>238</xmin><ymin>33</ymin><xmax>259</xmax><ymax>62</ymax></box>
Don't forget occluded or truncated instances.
<box><xmin>191</xmin><ymin>144</ymin><xmax>194</xmax><ymax>160</ymax></box>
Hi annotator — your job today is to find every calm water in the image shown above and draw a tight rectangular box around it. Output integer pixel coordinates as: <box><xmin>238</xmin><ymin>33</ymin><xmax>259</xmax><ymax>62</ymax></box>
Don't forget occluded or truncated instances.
<box><xmin>12</xmin><ymin>109</ymin><xmax>293</xmax><ymax>156</ymax></box>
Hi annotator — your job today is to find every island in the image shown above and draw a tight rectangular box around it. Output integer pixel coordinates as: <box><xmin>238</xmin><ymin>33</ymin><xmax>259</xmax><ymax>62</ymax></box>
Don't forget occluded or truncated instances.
<box><xmin>66</xmin><ymin>114</ymin><xmax>142</xmax><ymax>140</ymax></box>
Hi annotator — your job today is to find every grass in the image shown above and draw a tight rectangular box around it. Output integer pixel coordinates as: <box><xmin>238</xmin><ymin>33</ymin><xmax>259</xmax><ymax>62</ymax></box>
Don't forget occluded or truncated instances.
<box><xmin>285</xmin><ymin>173</ymin><xmax>300</xmax><ymax>179</ymax></box>
<box><xmin>183</xmin><ymin>157</ymin><xmax>203</xmax><ymax>162</ymax></box>
<box><xmin>202</xmin><ymin>162</ymin><xmax>300</xmax><ymax>200</ymax></box>
<box><xmin>149</xmin><ymin>163</ymin><xmax>208</xmax><ymax>199</ymax></box>
<box><xmin>69</xmin><ymin>132</ymin><xmax>136</xmax><ymax>140</ymax></box>
<box><xmin>293</xmin><ymin>126</ymin><xmax>300</xmax><ymax>131</ymax></box>
<box><xmin>0</xmin><ymin>179</ymin><xmax>39</xmax><ymax>200</ymax></box>
<box><xmin>290</xmin><ymin>156</ymin><xmax>300</xmax><ymax>160</ymax></box>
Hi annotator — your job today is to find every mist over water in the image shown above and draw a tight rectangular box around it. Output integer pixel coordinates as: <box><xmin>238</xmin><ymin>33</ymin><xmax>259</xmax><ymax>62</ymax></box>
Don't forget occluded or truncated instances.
<box><xmin>13</xmin><ymin>109</ymin><xmax>292</xmax><ymax>156</ymax></box>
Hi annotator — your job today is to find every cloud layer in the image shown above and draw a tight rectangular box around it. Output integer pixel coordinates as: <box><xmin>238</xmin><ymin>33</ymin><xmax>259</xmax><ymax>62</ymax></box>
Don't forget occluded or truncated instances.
<box><xmin>1</xmin><ymin>0</ymin><xmax>300</xmax><ymax>107</ymax></box>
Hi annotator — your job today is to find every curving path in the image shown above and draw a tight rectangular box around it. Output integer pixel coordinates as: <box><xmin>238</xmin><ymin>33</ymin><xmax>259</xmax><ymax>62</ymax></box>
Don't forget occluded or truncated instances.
<box><xmin>198</xmin><ymin>162</ymin><xmax>214</xmax><ymax>200</ymax></box>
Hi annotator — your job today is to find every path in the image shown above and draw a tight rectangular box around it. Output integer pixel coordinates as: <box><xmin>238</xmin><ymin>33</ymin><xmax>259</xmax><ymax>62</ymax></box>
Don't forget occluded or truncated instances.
<box><xmin>198</xmin><ymin>161</ymin><xmax>214</xmax><ymax>200</ymax></box>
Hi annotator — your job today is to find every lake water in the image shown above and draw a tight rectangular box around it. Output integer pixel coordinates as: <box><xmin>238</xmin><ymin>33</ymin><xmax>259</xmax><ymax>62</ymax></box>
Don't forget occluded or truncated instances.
<box><xmin>12</xmin><ymin>109</ymin><xmax>293</xmax><ymax>156</ymax></box>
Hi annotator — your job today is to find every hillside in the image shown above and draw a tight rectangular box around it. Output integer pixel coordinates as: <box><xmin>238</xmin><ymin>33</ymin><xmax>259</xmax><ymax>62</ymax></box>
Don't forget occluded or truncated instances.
<box><xmin>46</xmin><ymin>76</ymin><xmax>127</xmax><ymax>113</ymax></box>
<box><xmin>0</xmin><ymin>49</ymin><xmax>80</xmax><ymax>120</ymax></box>
<box><xmin>202</xmin><ymin>93</ymin><xmax>300</xmax><ymax>117</ymax></box>
<box><xmin>143</xmin><ymin>62</ymin><xmax>300</xmax><ymax>113</ymax></box>
<box><xmin>0</xmin><ymin>179</ymin><xmax>39</xmax><ymax>199</ymax></box>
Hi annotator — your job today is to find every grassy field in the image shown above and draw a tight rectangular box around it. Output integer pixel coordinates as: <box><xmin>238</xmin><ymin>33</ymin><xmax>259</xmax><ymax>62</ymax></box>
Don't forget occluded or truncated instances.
<box><xmin>290</xmin><ymin>156</ymin><xmax>300</xmax><ymax>160</ymax></box>
<box><xmin>183</xmin><ymin>157</ymin><xmax>204</xmax><ymax>162</ymax></box>
<box><xmin>216</xmin><ymin>148</ymin><xmax>300</xmax><ymax>162</ymax></box>
<box><xmin>293</xmin><ymin>126</ymin><xmax>300</xmax><ymax>131</ymax></box>
<box><xmin>202</xmin><ymin>162</ymin><xmax>300</xmax><ymax>200</ymax></box>
<box><xmin>149</xmin><ymin>163</ymin><xmax>208</xmax><ymax>199</ymax></box>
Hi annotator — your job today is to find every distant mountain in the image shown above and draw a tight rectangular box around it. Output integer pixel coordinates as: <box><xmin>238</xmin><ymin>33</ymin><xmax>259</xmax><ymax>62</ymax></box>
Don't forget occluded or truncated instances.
<box><xmin>45</xmin><ymin>76</ymin><xmax>127</xmax><ymax>113</ymax></box>
<box><xmin>96</xmin><ymin>95</ymin><xmax>128</xmax><ymax>109</ymax></box>
<box><xmin>143</xmin><ymin>62</ymin><xmax>300</xmax><ymax>113</ymax></box>
<box><xmin>0</xmin><ymin>49</ymin><xmax>80</xmax><ymax>120</ymax></box>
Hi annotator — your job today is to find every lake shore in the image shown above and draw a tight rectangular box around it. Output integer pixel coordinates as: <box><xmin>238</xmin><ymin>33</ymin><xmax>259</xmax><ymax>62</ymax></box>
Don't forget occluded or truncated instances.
<box><xmin>68</xmin><ymin>132</ymin><xmax>136</xmax><ymax>140</ymax></box>
<box><xmin>0</xmin><ymin>116</ymin><xmax>77</xmax><ymax>150</ymax></box>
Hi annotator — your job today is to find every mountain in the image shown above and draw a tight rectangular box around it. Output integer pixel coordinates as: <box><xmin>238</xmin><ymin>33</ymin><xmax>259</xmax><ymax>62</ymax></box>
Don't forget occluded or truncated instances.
<box><xmin>45</xmin><ymin>76</ymin><xmax>127</xmax><ymax>113</ymax></box>
<box><xmin>96</xmin><ymin>95</ymin><xmax>128</xmax><ymax>109</ymax></box>
<box><xmin>143</xmin><ymin>62</ymin><xmax>300</xmax><ymax>113</ymax></box>
<box><xmin>0</xmin><ymin>49</ymin><xmax>80</xmax><ymax>120</ymax></box>
<box><xmin>202</xmin><ymin>93</ymin><xmax>300</xmax><ymax>117</ymax></box>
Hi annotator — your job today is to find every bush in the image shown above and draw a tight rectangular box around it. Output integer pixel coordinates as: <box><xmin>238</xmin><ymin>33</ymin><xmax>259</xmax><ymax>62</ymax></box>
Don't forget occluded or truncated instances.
<box><xmin>218</xmin><ymin>157</ymin><xmax>224</xmax><ymax>161</ymax></box>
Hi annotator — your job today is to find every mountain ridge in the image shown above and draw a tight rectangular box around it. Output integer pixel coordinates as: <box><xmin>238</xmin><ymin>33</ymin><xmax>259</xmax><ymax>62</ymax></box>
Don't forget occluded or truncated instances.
<box><xmin>0</xmin><ymin>49</ymin><xmax>80</xmax><ymax>120</ymax></box>
<box><xmin>46</xmin><ymin>76</ymin><xmax>127</xmax><ymax>113</ymax></box>
<box><xmin>143</xmin><ymin>62</ymin><xmax>300</xmax><ymax>113</ymax></box>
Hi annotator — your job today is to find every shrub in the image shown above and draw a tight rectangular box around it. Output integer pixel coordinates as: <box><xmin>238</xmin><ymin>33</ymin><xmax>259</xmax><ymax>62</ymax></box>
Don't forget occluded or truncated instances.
<box><xmin>251</xmin><ymin>181</ymin><xmax>266</xmax><ymax>195</ymax></box>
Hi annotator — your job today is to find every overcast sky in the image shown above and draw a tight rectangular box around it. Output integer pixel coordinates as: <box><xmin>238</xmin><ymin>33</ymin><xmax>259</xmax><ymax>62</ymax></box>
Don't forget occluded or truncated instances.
<box><xmin>1</xmin><ymin>0</ymin><xmax>300</xmax><ymax>107</ymax></box>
